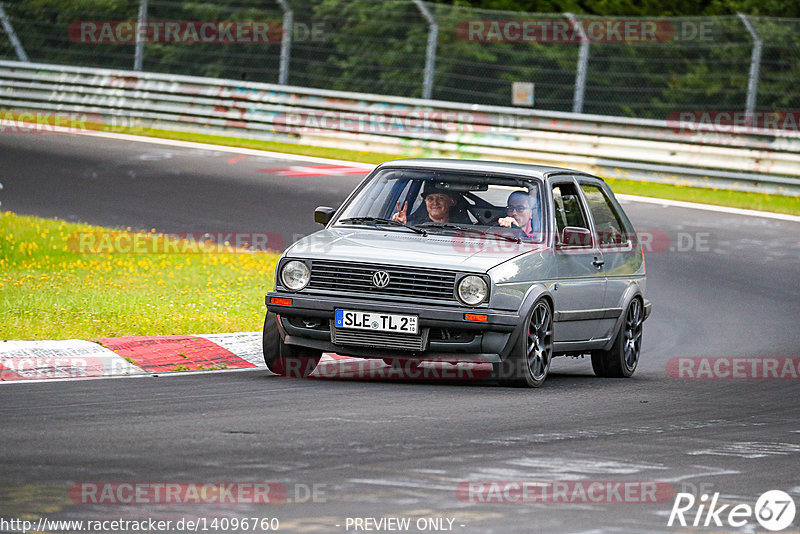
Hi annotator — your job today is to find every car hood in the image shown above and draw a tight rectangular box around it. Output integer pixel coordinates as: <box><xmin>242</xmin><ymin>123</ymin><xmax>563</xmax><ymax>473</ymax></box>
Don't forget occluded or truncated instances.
<box><xmin>284</xmin><ymin>227</ymin><xmax>544</xmax><ymax>272</ymax></box>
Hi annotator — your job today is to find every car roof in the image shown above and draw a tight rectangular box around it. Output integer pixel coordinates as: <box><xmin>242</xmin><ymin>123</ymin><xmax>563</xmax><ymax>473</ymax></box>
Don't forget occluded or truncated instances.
<box><xmin>375</xmin><ymin>158</ymin><xmax>603</xmax><ymax>181</ymax></box>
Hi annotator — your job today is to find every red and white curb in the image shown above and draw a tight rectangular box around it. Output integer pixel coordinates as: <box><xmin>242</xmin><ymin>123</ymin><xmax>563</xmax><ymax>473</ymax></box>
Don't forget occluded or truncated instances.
<box><xmin>0</xmin><ymin>333</ymin><xmax>491</xmax><ymax>384</ymax></box>
<box><xmin>0</xmin><ymin>333</ymin><xmax>267</xmax><ymax>383</ymax></box>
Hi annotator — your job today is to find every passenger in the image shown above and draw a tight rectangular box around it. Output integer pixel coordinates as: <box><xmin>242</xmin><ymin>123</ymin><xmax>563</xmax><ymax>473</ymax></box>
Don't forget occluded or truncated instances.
<box><xmin>498</xmin><ymin>191</ymin><xmax>539</xmax><ymax>239</ymax></box>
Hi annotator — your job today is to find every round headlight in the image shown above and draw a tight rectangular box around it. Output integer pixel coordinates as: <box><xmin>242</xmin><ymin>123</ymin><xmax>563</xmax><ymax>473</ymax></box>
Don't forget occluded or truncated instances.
<box><xmin>281</xmin><ymin>260</ymin><xmax>310</xmax><ymax>291</ymax></box>
<box><xmin>457</xmin><ymin>275</ymin><xmax>488</xmax><ymax>306</ymax></box>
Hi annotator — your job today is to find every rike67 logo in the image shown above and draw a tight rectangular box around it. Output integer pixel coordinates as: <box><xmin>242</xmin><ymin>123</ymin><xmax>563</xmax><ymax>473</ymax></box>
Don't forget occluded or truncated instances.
<box><xmin>668</xmin><ymin>490</ymin><xmax>796</xmax><ymax>531</ymax></box>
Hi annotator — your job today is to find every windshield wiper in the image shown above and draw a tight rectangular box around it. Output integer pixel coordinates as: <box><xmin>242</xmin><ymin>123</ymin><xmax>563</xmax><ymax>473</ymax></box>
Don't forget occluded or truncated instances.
<box><xmin>417</xmin><ymin>222</ymin><xmax>521</xmax><ymax>243</ymax></box>
<box><xmin>338</xmin><ymin>217</ymin><xmax>427</xmax><ymax>236</ymax></box>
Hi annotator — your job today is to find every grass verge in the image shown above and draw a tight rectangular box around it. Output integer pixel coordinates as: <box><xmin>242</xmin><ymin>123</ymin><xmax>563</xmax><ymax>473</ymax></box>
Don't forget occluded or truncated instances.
<box><xmin>0</xmin><ymin>212</ymin><xmax>278</xmax><ymax>340</ymax></box>
<box><xmin>603</xmin><ymin>177</ymin><xmax>800</xmax><ymax>215</ymax></box>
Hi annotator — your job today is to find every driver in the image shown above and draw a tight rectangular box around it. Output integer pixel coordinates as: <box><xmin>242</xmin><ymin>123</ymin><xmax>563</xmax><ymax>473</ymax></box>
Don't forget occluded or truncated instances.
<box><xmin>498</xmin><ymin>190</ymin><xmax>539</xmax><ymax>239</ymax></box>
<box><xmin>392</xmin><ymin>183</ymin><xmax>459</xmax><ymax>225</ymax></box>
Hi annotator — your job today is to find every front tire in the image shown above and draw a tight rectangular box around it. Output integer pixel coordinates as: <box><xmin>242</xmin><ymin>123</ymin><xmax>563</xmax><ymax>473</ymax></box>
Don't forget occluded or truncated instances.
<box><xmin>494</xmin><ymin>299</ymin><xmax>553</xmax><ymax>388</ymax></box>
<box><xmin>591</xmin><ymin>298</ymin><xmax>643</xmax><ymax>378</ymax></box>
<box><xmin>263</xmin><ymin>312</ymin><xmax>321</xmax><ymax>378</ymax></box>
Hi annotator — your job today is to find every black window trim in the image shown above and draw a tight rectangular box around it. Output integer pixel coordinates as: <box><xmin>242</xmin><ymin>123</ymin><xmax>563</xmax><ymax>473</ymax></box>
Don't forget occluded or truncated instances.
<box><xmin>574</xmin><ymin>176</ymin><xmax>634</xmax><ymax>251</ymax></box>
<box><xmin>549</xmin><ymin>176</ymin><xmax>597</xmax><ymax>250</ymax></box>
<box><xmin>331</xmin><ymin>166</ymin><xmax>550</xmax><ymax>240</ymax></box>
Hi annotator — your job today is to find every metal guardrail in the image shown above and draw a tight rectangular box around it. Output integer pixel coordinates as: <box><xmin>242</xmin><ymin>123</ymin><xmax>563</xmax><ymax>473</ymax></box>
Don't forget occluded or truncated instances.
<box><xmin>1</xmin><ymin>60</ymin><xmax>798</xmax><ymax>196</ymax></box>
<box><xmin>4</xmin><ymin>2</ymin><xmax>800</xmax><ymax>119</ymax></box>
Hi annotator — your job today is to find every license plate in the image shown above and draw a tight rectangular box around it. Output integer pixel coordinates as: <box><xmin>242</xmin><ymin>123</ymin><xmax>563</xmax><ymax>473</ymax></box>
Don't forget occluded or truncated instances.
<box><xmin>335</xmin><ymin>309</ymin><xmax>419</xmax><ymax>334</ymax></box>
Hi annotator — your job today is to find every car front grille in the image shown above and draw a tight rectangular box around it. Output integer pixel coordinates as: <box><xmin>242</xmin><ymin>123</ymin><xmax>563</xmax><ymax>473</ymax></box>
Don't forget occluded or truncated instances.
<box><xmin>331</xmin><ymin>326</ymin><xmax>429</xmax><ymax>351</ymax></box>
<box><xmin>308</xmin><ymin>260</ymin><xmax>456</xmax><ymax>301</ymax></box>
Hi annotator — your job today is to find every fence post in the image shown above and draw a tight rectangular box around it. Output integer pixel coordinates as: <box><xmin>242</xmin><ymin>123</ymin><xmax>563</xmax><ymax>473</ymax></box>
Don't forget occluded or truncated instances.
<box><xmin>134</xmin><ymin>0</ymin><xmax>148</xmax><ymax>71</ymax></box>
<box><xmin>0</xmin><ymin>2</ymin><xmax>29</xmax><ymax>62</ymax></box>
<box><xmin>565</xmin><ymin>13</ymin><xmax>589</xmax><ymax>114</ymax></box>
<box><xmin>277</xmin><ymin>0</ymin><xmax>293</xmax><ymax>85</ymax></box>
<box><xmin>413</xmin><ymin>0</ymin><xmax>438</xmax><ymax>100</ymax></box>
<box><xmin>738</xmin><ymin>13</ymin><xmax>762</xmax><ymax>124</ymax></box>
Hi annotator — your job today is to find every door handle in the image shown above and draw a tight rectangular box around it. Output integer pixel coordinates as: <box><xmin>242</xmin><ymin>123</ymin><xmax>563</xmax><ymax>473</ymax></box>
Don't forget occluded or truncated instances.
<box><xmin>592</xmin><ymin>257</ymin><xmax>605</xmax><ymax>268</ymax></box>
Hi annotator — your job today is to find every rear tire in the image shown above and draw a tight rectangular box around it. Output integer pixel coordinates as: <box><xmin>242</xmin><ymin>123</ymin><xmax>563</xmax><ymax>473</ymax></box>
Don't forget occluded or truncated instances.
<box><xmin>591</xmin><ymin>298</ymin><xmax>643</xmax><ymax>378</ymax></box>
<box><xmin>262</xmin><ymin>312</ymin><xmax>321</xmax><ymax>378</ymax></box>
<box><xmin>494</xmin><ymin>299</ymin><xmax>553</xmax><ymax>388</ymax></box>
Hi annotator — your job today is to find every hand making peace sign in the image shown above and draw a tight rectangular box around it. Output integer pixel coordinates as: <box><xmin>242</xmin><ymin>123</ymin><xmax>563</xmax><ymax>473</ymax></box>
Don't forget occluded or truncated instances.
<box><xmin>392</xmin><ymin>201</ymin><xmax>408</xmax><ymax>224</ymax></box>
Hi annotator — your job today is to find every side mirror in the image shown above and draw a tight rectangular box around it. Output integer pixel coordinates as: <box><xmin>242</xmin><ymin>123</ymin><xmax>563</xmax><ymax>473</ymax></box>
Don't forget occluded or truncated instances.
<box><xmin>314</xmin><ymin>206</ymin><xmax>336</xmax><ymax>225</ymax></box>
<box><xmin>560</xmin><ymin>226</ymin><xmax>592</xmax><ymax>247</ymax></box>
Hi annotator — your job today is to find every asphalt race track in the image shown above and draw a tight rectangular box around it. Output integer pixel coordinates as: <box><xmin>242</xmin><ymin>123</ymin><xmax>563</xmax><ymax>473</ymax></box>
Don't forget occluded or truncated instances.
<box><xmin>1</xmin><ymin>132</ymin><xmax>799</xmax><ymax>533</ymax></box>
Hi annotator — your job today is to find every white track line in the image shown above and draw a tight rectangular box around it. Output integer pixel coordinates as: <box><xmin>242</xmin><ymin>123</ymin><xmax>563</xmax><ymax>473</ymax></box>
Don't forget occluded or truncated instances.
<box><xmin>53</xmin><ymin>126</ymin><xmax>376</xmax><ymax>168</ymax></box>
<box><xmin>616</xmin><ymin>194</ymin><xmax>800</xmax><ymax>223</ymax></box>
<box><xmin>43</xmin><ymin>126</ymin><xmax>800</xmax><ymax>222</ymax></box>
<box><xmin>0</xmin><ymin>365</ymin><xmax>268</xmax><ymax>385</ymax></box>
<box><xmin>0</xmin><ymin>350</ymin><xmax>360</xmax><ymax>385</ymax></box>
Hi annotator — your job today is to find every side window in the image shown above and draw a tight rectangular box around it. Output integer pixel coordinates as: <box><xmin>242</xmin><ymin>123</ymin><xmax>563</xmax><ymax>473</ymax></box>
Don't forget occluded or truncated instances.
<box><xmin>552</xmin><ymin>182</ymin><xmax>589</xmax><ymax>237</ymax></box>
<box><xmin>374</xmin><ymin>179</ymin><xmax>416</xmax><ymax>219</ymax></box>
<box><xmin>387</xmin><ymin>179</ymin><xmax>415</xmax><ymax>218</ymax></box>
<box><xmin>580</xmin><ymin>184</ymin><xmax>629</xmax><ymax>247</ymax></box>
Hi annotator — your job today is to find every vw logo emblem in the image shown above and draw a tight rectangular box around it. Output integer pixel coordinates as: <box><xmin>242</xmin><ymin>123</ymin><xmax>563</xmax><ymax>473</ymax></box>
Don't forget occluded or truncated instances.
<box><xmin>372</xmin><ymin>271</ymin><xmax>391</xmax><ymax>288</ymax></box>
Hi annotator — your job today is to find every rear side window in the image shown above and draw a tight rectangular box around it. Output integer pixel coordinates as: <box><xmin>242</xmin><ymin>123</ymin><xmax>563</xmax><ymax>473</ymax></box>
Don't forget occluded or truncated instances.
<box><xmin>552</xmin><ymin>182</ymin><xmax>588</xmax><ymax>233</ymax></box>
<box><xmin>580</xmin><ymin>184</ymin><xmax>629</xmax><ymax>247</ymax></box>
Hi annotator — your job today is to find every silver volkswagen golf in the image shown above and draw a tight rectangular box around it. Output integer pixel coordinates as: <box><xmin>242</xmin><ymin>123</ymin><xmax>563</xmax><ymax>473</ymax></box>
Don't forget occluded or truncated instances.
<box><xmin>264</xmin><ymin>159</ymin><xmax>651</xmax><ymax>387</ymax></box>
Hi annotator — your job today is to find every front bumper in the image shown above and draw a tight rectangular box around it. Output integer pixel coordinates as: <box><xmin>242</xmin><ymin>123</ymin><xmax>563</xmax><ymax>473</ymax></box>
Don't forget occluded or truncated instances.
<box><xmin>266</xmin><ymin>292</ymin><xmax>522</xmax><ymax>362</ymax></box>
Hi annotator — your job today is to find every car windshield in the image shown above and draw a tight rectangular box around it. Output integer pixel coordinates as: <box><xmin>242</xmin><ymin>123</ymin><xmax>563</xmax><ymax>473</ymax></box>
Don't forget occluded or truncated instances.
<box><xmin>334</xmin><ymin>168</ymin><xmax>544</xmax><ymax>242</ymax></box>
